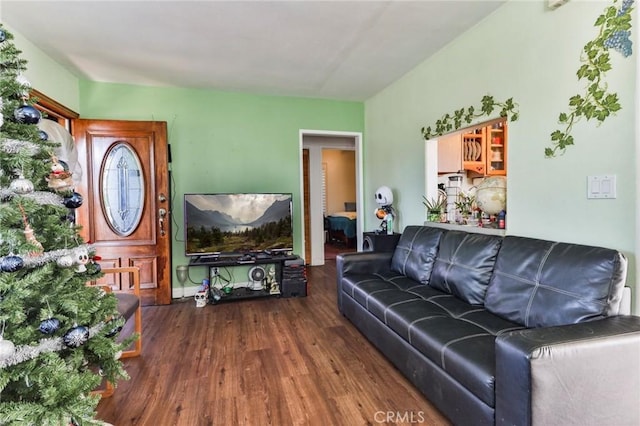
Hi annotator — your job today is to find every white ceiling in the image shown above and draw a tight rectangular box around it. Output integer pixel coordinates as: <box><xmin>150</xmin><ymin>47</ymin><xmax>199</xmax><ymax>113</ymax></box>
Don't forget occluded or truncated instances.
<box><xmin>2</xmin><ymin>1</ymin><xmax>504</xmax><ymax>101</ymax></box>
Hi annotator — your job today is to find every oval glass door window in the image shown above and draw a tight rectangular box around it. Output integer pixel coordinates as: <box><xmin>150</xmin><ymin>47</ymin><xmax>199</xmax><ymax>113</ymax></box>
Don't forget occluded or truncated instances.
<box><xmin>101</xmin><ymin>142</ymin><xmax>145</xmax><ymax>236</ymax></box>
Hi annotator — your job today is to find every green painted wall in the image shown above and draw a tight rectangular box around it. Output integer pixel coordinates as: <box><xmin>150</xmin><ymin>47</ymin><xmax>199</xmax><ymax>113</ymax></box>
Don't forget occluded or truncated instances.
<box><xmin>7</xmin><ymin>24</ymin><xmax>80</xmax><ymax>112</ymax></box>
<box><xmin>79</xmin><ymin>81</ymin><xmax>363</xmax><ymax>290</ymax></box>
<box><xmin>364</xmin><ymin>0</ymin><xmax>637</xmax><ymax>311</ymax></box>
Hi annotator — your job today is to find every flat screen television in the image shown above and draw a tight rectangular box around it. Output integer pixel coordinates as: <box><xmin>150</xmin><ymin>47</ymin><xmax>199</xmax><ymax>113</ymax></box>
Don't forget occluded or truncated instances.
<box><xmin>184</xmin><ymin>193</ymin><xmax>293</xmax><ymax>257</ymax></box>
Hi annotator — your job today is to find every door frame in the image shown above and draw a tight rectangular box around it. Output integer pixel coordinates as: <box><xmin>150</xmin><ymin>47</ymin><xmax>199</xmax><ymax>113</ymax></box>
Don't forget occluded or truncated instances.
<box><xmin>299</xmin><ymin>129</ymin><xmax>363</xmax><ymax>265</ymax></box>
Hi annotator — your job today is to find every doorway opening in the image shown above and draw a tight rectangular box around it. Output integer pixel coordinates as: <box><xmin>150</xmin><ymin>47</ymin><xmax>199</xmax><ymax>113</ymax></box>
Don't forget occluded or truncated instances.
<box><xmin>299</xmin><ymin>130</ymin><xmax>363</xmax><ymax>266</ymax></box>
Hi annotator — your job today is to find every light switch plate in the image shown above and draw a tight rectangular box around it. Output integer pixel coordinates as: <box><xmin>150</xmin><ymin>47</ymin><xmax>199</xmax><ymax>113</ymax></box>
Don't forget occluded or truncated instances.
<box><xmin>587</xmin><ymin>175</ymin><xmax>617</xmax><ymax>199</ymax></box>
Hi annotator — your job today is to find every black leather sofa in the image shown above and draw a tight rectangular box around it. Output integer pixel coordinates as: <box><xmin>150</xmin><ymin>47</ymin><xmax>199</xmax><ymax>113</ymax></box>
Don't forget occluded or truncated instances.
<box><xmin>336</xmin><ymin>225</ymin><xmax>640</xmax><ymax>426</ymax></box>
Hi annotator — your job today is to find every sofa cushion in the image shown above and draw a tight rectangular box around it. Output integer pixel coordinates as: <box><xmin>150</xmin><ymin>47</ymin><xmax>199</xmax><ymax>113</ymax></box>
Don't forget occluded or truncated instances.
<box><xmin>366</xmin><ymin>285</ymin><xmax>522</xmax><ymax>407</ymax></box>
<box><xmin>485</xmin><ymin>236</ymin><xmax>627</xmax><ymax>328</ymax></box>
<box><xmin>429</xmin><ymin>231</ymin><xmax>502</xmax><ymax>305</ymax></box>
<box><xmin>408</xmin><ymin>314</ymin><xmax>518</xmax><ymax>407</ymax></box>
<box><xmin>390</xmin><ymin>226</ymin><xmax>443</xmax><ymax>284</ymax></box>
<box><xmin>342</xmin><ymin>268</ymin><xmax>523</xmax><ymax>407</ymax></box>
<box><xmin>342</xmin><ymin>271</ymin><xmax>420</xmax><ymax>311</ymax></box>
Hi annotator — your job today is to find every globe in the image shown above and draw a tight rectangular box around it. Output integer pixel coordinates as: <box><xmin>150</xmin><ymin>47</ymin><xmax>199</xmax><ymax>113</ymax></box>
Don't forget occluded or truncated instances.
<box><xmin>475</xmin><ymin>176</ymin><xmax>506</xmax><ymax>215</ymax></box>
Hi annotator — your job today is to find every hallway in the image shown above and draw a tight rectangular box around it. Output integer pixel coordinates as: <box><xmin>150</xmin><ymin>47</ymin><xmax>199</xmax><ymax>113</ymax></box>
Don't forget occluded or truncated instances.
<box><xmin>324</xmin><ymin>241</ymin><xmax>356</xmax><ymax>261</ymax></box>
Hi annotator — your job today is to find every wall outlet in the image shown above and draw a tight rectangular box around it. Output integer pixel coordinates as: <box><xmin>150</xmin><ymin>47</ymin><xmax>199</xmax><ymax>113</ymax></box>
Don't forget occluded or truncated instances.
<box><xmin>211</xmin><ymin>267</ymin><xmax>219</xmax><ymax>277</ymax></box>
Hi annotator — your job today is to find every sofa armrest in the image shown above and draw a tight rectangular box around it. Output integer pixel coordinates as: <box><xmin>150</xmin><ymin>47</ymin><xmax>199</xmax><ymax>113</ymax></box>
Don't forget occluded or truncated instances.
<box><xmin>337</xmin><ymin>251</ymin><xmax>394</xmax><ymax>275</ymax></box>
<box><xmin>495</xmin><ymin>315</ymin><xmax>640</xmax><ymax>426</ymax></box>
<box><xmin>336</xmin><ymin>252</ymin><xmax>394</xmax><ymax>312</ymax></box>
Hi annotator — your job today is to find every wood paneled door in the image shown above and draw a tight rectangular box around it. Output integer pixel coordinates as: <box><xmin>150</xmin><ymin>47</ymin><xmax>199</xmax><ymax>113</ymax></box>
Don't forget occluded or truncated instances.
<box><xmin>73</xmin><ymin>119</ymin><xmax>171</xmax><ymax>305</ymax></box>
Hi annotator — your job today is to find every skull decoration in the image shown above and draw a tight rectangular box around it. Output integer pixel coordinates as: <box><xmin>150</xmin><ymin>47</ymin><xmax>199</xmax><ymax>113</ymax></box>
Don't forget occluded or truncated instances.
<box><xmin>74</xmin><ymin>247</ymin><xmax>90</xmax><ymax>272</ymax></box>
<box><xmin>374</xmin><ymin>186</ymin><xmax>394</xmax><ymax>206</ymax></box>
<box><xmin>374</xmin><ymin>186</ymin><xmax>396</xmax><ymax>233</ymax></box>
<box><xmin>194</xmin><ymin>291</ymin><xmax>207</xmax><ymax>308</ymax></box>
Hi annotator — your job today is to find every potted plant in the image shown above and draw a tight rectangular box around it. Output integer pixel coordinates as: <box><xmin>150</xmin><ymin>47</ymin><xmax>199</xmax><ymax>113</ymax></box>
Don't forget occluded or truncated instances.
<box><xmin>455</xmin><ymin>192</ymin><xmax>475</xmax><ymax>223</ymax></box>
<box><xmin>423</xmin><ymin>193</ymin><xmax>446</xmax><ymax>222</ymax></box>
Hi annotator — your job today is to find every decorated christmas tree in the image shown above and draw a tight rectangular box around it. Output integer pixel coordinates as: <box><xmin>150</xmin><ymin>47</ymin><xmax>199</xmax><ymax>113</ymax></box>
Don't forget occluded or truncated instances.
<box><xmin>0</xmin><ymin>25</ymin><xmax>130</xmax><ymax>424</ymax></box>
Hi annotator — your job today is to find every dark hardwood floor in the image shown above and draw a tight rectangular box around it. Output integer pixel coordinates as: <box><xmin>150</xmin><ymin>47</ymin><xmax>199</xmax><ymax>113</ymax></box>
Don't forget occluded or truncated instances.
<box><xmin>324</xmin><ymin>242</ymin><xmax>356</xmax><ymax>260</ymax></box>
<box><xmin>97</xmin><ymin>261</ymin><xmax>450</xmax><ymax>425</ymax></box>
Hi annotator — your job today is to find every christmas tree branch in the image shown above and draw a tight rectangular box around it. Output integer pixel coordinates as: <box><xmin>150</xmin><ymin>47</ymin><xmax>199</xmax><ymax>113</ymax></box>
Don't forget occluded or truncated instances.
<box><xmin>0</xmin><ymin>322</ymin><xmax>106</xmax><ymax>369</ymax></box>
<box><xmin>0</xmin><ymin>137</ymin><xmax>40</xmax><ymax>155</ymax></box>
<box><xmin>0</xmin><ymin>244</ymin><xmax>93</xmax><ymax>269</ymax></box>
<box><xmin>0</xmin><ymin>189</ymin><xmax>64</xmax><ymax>205</ymax></box>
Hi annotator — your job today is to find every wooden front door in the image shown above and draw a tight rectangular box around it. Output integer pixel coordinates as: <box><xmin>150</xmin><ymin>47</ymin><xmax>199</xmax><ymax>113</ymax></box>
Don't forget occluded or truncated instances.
<box><xmin>73</xmin><ymin>119</ymin><xmax>171</xmax><ymax>305</ymax></box>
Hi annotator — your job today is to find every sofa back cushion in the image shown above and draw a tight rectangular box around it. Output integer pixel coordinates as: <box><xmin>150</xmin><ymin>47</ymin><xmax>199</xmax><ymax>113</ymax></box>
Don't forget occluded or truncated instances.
<box><xmin>485</xmin><ymin>236</ymin><xmax>627</xmax><ymax>327</ymax></box>
<box><xmin>390</xmin><ymin>226</ymin><xmax>443</xmax><ymax>284</ymax></box>
<box><xmin>429</xmin><ymin>231</ymin><xmax>503</xmax><ymax>305</ymax></box>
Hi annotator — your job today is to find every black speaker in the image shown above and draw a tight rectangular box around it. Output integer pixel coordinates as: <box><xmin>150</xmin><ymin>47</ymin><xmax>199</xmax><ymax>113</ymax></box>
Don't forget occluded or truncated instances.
<box><xmin>282</xmin><ymin>280</ymin><xmax>307</xmax><ymax>298</ymax></box>
<box><xmin>362</xmin><ymin>232</ymin><xmax>401</xmax><ymax>253</ymax></box>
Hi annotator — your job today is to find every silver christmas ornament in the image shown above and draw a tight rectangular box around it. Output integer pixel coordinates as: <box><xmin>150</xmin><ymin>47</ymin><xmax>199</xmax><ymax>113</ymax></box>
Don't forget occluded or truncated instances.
<box><xmin>0</xmin><ymin>337</ymin><xmax>15</xmax><ymax>360</ymax></box>
<box><xmin>15</xmin><ymin>74</ymin><xmax>31</xmax><ymax>97</ymax></box>
<box><xmin>56</xmin><ymin>254</ymin><xmax>74</xmax><ymax>268</ymax></box>
<box><xmin>9</xmin><ymin>174</ymin><xmax>34</xmax><ymax>194</ymax></box>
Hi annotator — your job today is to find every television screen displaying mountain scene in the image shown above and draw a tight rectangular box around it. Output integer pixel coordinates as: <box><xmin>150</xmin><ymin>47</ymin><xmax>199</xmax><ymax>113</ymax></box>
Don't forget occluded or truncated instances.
<box><xmin>184</xmin><ymin>193</ymin><xmax>293</xmax><ymax>256</ymax></box>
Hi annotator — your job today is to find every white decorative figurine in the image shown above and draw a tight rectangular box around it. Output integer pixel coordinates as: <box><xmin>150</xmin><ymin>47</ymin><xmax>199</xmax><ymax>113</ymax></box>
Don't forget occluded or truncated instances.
<box><xmin>46</xmin><ymin>156</ymin><xmax>74</xmax><ymax>192</ymax></box>
<box><xmin>74</xmin><ymin>247</ymin><xmax>90</xmax><ymax>272</ymax></box>
<box><xmin>374</xmin><ymin>186</ymin><xmax>396</xmax><ymax>234</ymax></box>
<box><xmin>37</xmin><ymin>119</ymin><xmax>82</xmax><ymax>185</ymax></box>
<box><xmin>267</xmin><ymin>266</ymin><xmax>280</xmax><ymax>295</ymax></box>
<box><xmin>194</xmin><ymin>291</ymin><xmax>207</xmax><ymax>308</ymax></box>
